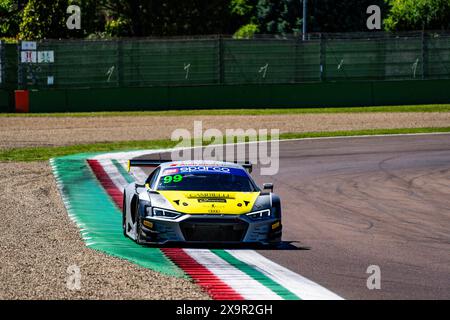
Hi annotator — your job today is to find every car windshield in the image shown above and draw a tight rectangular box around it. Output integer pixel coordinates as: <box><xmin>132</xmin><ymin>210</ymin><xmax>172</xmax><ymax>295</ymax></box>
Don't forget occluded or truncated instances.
<box><xmin>156</xmin><ymin>166</ymin><xmax>257</xmax><ymax>192</ymax></box>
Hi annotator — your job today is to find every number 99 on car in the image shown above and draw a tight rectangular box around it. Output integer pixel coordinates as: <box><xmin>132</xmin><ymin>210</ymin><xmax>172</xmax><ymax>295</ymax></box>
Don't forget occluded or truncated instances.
<box><xmin>163</xmin><ymin>174</ymin><xmax>183</xmax><ymax>184</ymax></box>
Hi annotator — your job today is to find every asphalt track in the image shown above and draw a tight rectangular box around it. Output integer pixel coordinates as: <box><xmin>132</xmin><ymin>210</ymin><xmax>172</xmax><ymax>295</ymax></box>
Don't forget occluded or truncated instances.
<box><xmin>140</xmin><ymin>134</ymin><xmax>450</xmax><ymax>299</ymax></box>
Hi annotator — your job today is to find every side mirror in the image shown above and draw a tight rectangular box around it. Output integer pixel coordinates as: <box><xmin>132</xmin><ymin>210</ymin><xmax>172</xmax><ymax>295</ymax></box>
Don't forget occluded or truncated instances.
<box><xmin>263</xmin><ymin>183</ymin><xmax>274</xmax><ymax>192</ymax></box>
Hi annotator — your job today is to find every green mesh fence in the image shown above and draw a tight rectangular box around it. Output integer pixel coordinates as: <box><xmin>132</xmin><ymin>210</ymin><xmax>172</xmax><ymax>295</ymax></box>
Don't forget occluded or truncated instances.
<box><xmin>121</xmin><ymin>39</ymin><xmax>218</xmax><ymax>86</ymax></box>
<box><xmin>15</xmin><ymin>32</ymin><xmax>450</xmax><ymax>90</ymax></box>
<box><xmin>0</xmin><ymin>43</ymin><xmax>18</xmax><ymax>89</ymax></box>
<box><xmin>223</xmin><ymin>39</ymin><xmax>320</xmax><ymax>84</ymax></box>
<box><xmin>0</xmin><ymin>42</ymin><xmax>3</xmax><ymax>87</ymax></box>
<box><xmin>427</xmin><ymin>35</ymin><xmax>450</xmax><ymax>79</ymax></box>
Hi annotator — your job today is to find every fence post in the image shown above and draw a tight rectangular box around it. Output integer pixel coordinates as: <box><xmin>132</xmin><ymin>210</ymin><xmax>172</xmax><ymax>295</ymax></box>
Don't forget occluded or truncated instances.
<box><xmin>294</xmin><ymin>38</ymin><xmax>299</xmax><ymax>83</ymax></box>
<box><xmin>319</xmin><ymin>33</ymin><xmax>326</xmax><ymax>82</ymax></box>
<box><xmin>0</xmin><ymin>41</ymin><xmax>3</xmax><ymax>88</ymax></box>
<box><xmin>380</xmin><ymin>33</ymin><xmax>387</xmax><ymax>81</ymax></box>
<box><xmin>218</xmin><ymin>35</ymin><xmax>225</xmax><ymax>85</ymax></box>
<box><xmin>17</xmin><ymin>41</ymin><xmax>23</xmax><ymax>90</ymax></box>
<box><xmin>421</xmin><ymin>31</ymin><xmax>428</xmax><ymax>80</ymax></box>
<box><xmin>118</xmin><ymin>39</ymin><xmax>124</xmax><ymax>87</ymax></box>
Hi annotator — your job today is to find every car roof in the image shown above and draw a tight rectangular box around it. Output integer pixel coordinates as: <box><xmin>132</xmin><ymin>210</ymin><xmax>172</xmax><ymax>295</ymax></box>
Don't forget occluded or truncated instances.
<box><xmin>158</xmin><ymin>160</ymin><xmax>245</xmax><ymax>170</ymax></box>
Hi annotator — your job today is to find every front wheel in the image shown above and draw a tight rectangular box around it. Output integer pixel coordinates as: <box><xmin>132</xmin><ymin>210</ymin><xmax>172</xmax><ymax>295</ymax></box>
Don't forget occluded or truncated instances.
<box><xmin>135</xmin><ymin>218</ymin><xmax>145</xmax><ymax>244</ymax></box>
<box><xmin>134</xmin><ymin>201</ymin><xmax>146</xmax><ymax>245</ymax></box>
<box><xmin>122</xmin><ymin>192</ymin><xmax>127</xmax><ymax>237</ymax></box>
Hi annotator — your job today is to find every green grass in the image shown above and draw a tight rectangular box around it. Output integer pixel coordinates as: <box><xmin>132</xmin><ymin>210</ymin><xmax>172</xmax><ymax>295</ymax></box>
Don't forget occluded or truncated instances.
<box><xmin>0</xmin><ymin>139</ymin><xmax>178</xmax><ymax>162</ymax></box>
<box><xmin>279</xmin><ymin>127</ymin><xmax>450</xmax><ymax>140</ymax></box>
<box><xmin>1</xmin><ymin>127</ymin><xmax>449</xmax><ymax>162</ymax></box>
<box><xmin>1</xmin><ymin>104</ymin><xmax>450</xmax><ymax>117</ymax></box>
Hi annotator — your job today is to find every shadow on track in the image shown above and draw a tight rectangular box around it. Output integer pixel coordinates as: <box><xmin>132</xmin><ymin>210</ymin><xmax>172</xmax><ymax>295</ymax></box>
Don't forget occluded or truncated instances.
<box><xmin>142</xmin><ymin>240</ymin><xmax>309</xmax><ymax>251</ymax></box>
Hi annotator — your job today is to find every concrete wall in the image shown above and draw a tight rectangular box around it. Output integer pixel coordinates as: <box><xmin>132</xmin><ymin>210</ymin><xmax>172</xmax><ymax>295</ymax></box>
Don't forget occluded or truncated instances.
<box><xmin>24</xmin><ymin>80</ymin><xmax>450</xmax><ymax>113</ymax></box>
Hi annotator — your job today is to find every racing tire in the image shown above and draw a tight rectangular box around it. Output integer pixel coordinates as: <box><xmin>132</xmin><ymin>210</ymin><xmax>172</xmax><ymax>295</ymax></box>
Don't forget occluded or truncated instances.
<box><xmin>134</xmin><ymin>201</ymin><xmax>145</xmax><ymax>245</ymax></box>
<box><xmin>135</xmin><ymin>219</ymin><xmax>143</xmax><ymax>244</ymax></box>
<box><xmin>122</xmin><ymin>192</ymin><xmax>127</xmax><ymax>237</ymax></box>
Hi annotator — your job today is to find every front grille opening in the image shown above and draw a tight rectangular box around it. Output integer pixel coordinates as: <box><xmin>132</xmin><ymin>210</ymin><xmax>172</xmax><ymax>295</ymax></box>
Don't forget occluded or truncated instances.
<box><xmin>180</xmin><ymin>219</ymin><xmax>248</xmax><ymax>242</ymax></box>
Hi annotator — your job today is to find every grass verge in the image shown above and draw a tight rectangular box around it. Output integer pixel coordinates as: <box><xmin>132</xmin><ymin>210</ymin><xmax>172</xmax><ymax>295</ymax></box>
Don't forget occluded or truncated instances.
<box><xmin>1</xmin><ymin>127</ymin><xmax>449</xmax><ymax>162</ymax></box>
<box><xmin>1</xmin><ymin>104</ymin><xmax>450</xmax><ymax>117</ymax></box>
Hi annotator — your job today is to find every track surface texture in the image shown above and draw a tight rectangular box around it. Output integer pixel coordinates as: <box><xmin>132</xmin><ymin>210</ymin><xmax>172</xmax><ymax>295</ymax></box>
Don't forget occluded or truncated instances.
<box><xmin>146</xmin><ymin>134</ymin><xmax>450</xmax><ymax>300</ymax></box>
<box><xmin>258</xmin><ymin>134</ymin><xmax>450</xmax><ymax>300</ymax></box>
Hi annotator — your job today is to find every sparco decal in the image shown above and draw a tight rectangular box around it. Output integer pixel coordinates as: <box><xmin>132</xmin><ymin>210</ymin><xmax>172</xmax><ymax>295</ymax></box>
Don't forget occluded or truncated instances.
<box><xmin>180</xmin><ymin>166</ymin><xmax>231</xmax><ymax>173</ymax></box>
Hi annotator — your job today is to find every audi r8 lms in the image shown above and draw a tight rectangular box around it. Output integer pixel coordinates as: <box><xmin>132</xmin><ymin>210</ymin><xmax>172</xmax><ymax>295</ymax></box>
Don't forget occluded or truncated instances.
<box><xmin>122</xmin><ymin>160</ymin><xmax>282</xmax><ymax>245</ymax></box>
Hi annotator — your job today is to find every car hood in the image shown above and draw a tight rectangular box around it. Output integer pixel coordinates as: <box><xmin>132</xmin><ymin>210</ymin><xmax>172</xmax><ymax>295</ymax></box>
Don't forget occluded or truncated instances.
<box><xmin>157</xmin><ymin>191</ymin><xmax>261</xmax><ymax>215</ymax></box>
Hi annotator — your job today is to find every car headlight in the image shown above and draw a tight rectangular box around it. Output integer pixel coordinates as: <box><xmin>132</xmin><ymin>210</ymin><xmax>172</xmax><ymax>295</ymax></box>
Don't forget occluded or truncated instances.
<box><xmin>148</xmin><ymin>207</ymin><xmax>182</xmax><ymax>219</ymax></box>
<box><xmin>246</xmin><ymin>209</ymin><xmax>272</xmax><ymax>220</ymax></box>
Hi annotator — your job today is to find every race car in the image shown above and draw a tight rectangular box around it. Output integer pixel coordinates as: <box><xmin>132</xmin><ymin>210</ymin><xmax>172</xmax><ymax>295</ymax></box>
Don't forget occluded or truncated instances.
<box><xmin>122</xmin><ymin>160</ymin><xmax>282</xmax><ymax>245</ymax></box>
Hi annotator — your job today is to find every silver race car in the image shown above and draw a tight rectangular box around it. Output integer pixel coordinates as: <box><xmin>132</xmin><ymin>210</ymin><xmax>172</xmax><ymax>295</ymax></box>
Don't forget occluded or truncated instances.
<box><xmin>122</xmin><ymin>160</ymin><xmax>282</xmax><ymax>245</ymax></box>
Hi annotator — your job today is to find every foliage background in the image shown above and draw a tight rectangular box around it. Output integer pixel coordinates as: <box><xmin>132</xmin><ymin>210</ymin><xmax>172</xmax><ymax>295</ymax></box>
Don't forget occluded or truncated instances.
<box><xmin>0</xmin><ymin>0</ymin><xmax>449</xmax><ymax>40</ymax></box>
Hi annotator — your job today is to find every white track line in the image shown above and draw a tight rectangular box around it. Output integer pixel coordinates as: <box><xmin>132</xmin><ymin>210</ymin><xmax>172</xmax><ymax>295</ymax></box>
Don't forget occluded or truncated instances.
<box><xmin>132</xmin><ymin>167</ymin><xmax>148</xmax><ymax>183</ymax></box>
<box><xmin>93</xmin><ymin>132</ymin><xmax>450</xmax><ymax>163</ymax></box>
<box><xmin>94</xmin><ymin>150</ymin><xmax>162</xmax><ymax>160</ymax></box>
<box><xmin>276</xmin><ymin>131</ymin><xmax>450</xmax><ymax>143</ymax></box>
<box><xmin>184</xmin><ymin>249</ymin><xmax>283</xmax><ymax>300</ymax></box>
<box><xmin>117</xmin><ymin>159</ymin><xmax>148</xmax><ymax>183</ymax></box>
<box><xmin>227</xmin><ymin>250</ymin><xmax>343</xmax><ymax>300</ymax></box>
<box><xmin>98</xmin><ymin>159</ymin><xmax>128</xmax><ymax>191</ymax></box>
<box><xmin>95</xmin><ymin>151</ymin><xmax>156</xmax><ymax>183</ymax></box>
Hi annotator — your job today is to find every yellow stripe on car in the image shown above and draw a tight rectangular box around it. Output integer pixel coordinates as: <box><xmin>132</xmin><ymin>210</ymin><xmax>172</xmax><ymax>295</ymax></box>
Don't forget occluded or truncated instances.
<box><xmin>158</xmin><ymin>191</ymin><xmax>260</xmax><ymax>215</ymax></box>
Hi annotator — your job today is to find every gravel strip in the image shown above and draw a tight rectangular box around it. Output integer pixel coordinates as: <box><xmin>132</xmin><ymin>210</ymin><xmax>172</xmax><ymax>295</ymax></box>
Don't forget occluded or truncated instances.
<box><xmin>0</xmin><ymin>162</ymin><xmax>209</xmax><ymax>300</ymax></box>
<box><xmin>1</xmin><ymin>112</ymin><xmax>449</xmax><ymax>149</ymax></box>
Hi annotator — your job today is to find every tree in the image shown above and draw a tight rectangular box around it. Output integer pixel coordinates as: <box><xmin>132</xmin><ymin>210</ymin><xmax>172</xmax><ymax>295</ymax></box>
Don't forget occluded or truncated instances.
<box><xmin>19</xmin><ymin>0</ymin><xmax>68</xmax><ymax>39</ymax></box>
<box><xmin>231</xmin><ymin>0</ymin><xmax>259</xmax><ymax>38</ymax></box>
<box><xmin>309</xmin><ymin>0</ymin><xmax>388</xmax><ymax>33</ymax></box>
<box><xmin>0</xmin><ymin>0</ymin><xmax>21</xmax><ymax>38</ymax></box>
<box><xmin>8</xmin><ymin>0</ymin><xmax>249</xmax><ymax>39</ymax></box>
<box><xmin>256</xmin><ymin>0</ymin><xmax>301</xmax><ymax>35</ymax></box>
<box><xmin>233</xmin><ymin>0</ymin><xmax>389</xmax><ymax>36</ymax></box>
<box><xmin>8</xmin><ymin>0</ymin><xmax>434</xmax><ymax>40</ymax></box>
<box><xmin>101</xmin><ymin>0</ymin><xmax>245</xmax><ymax>37</ymax></box>
<box><xmin>74</xmin><ymin>0</ymin><xmax>107</xmax><ymax>38</ymax></box>
<box><xmin>18</xmin><ymin>0</ymin><xmax>106</xmax><ymax>39</ymax></box>
<box><xmin>384</xmin><ymin>0</ymin><xmax>450</xmax><ymax>31</ymax></box>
